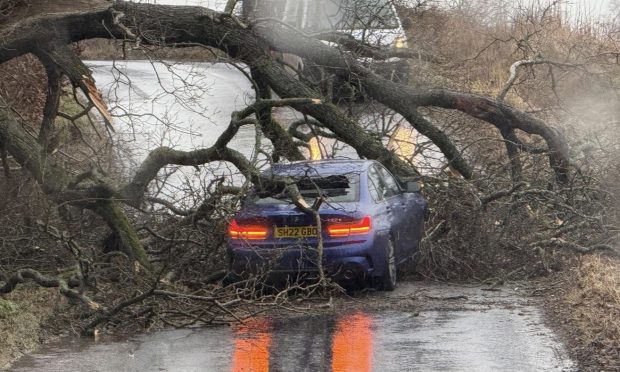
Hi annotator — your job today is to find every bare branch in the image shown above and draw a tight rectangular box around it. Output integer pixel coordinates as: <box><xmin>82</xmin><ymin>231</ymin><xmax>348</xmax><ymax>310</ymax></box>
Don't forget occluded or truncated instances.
<box><xmin>83</xmin><ymin>288</ymin><xmax>155</xmax><ymax>335</ymax></box>
<box><xmin>531</xmin><ymin>238</ymin><xmax>618</xmax><ymax>255</ymax></box>
<box><xmin>0</xmin><ymin>140</ymin><xmax>9</xmax><ymax>178</ymax></box>
<box><xmin>314</xmin><ymin>31</ymin><xmax>439</xmax><ymax>62</ymax></box>
<box><xmin>120</xmin><ymin>146</ymin><xmax>254</xmax><ymax>204</ymax></box>
<box><xmin>497</xmin><ymin>58</ymin><xmax>581</xmax><ymax>101</ymax></box>
<box><xmin>35</xmin><ymin>51</ymin><xmax>63</xmax><ymax>152</ymax></box>
<box><xmin>480</xmin><ymin>181</ymin><xmax>528</xmax><ymax>207</ymax></box>
<box><xmin>37</xmin><ymin>43</ymin><xmax>115</xmax><ymax>132</ymax></box>
<box><xmin>0</xmin><ymin>269</ymin><xmax>100</xmax><ymax>310</ymax></box>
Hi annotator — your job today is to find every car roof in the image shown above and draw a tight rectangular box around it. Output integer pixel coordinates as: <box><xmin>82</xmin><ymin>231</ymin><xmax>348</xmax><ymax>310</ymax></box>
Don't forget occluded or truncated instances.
<box><xmin>267</xmin><ymin>159</ymin><xmax>374</xmax><ymax>177</ymax></box>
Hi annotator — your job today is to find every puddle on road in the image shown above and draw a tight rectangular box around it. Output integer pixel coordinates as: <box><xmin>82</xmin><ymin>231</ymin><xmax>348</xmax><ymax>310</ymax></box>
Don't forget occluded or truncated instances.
<box><xmin>10</xmin><ymin>305</ymin><xmax>574</xmax><ymax>372</ymax></box>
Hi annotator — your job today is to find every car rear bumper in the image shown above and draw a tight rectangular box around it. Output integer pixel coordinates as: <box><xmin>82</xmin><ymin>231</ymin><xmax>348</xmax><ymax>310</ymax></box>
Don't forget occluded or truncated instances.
<box><xmin>229</xmin><ymin>240</ymin><xmax>376</xmax><ymax>281</ymax></box>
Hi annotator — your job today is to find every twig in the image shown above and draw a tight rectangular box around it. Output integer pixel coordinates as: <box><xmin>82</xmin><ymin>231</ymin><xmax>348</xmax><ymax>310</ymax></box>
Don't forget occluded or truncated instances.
<box><xmin>83</xmin><ymin>288</ymin><xmax>155</xmax><ymax>335</ymax></box>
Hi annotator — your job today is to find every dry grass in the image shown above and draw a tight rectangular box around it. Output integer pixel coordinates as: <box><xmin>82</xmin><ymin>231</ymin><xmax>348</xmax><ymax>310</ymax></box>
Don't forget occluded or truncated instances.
<box><xmin>0</xmin><ymin>288</ymin><xmax>60</xmax><ymax>369</ymax></box>
<box><xmin>553</xmin><ymin>255</ymin><xmax>620</xmax><ymax>371</ymax></box>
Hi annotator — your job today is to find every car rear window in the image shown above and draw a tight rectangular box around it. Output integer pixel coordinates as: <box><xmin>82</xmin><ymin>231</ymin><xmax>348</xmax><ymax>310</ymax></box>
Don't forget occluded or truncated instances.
<box><xmin>253</xmin><ymin>174</ymin><xmax>360</xmax><ymax>204</ymax></box>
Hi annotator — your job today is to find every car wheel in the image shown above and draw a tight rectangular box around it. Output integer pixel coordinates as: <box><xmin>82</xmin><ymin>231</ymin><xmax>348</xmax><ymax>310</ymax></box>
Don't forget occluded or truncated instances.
<box><xmin>381</xmin><ymin>238</ymin><xmax>397</xmax><ymax>291</ymax></box>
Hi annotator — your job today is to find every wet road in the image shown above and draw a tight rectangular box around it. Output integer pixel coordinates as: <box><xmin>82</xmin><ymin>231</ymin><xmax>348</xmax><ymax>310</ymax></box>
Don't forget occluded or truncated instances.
<box><xmin>9</xmin><ymin>282</ymin><xmax>575</xmax><ymax>371</ymax></box>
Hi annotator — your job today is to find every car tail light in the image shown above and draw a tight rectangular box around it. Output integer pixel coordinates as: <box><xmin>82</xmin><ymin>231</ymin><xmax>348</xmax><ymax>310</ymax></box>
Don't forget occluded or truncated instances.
<box><xmin>327</xmin><ymin>216</ymin><xmax>372</xmax><ymax>238</ymax></box>
<box><xmin>228</xmin><ymin>219</ymin><xmax>268</xmax><ymax>240</ymax></box>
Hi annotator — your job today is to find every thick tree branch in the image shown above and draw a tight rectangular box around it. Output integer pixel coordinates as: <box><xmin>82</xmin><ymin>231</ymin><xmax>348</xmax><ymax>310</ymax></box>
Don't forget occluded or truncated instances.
<box><xmin>37</xmin><ymin>43</ymin><xmax>114</xmax><ymax>132</ymax></box>
<box><xmin>249</xmin><ymin>68</ymin><xmax>305</xmax><ymax>162</ymax></box>
<box><xmin>313</xmin><ymin>31</ymin><xmax>439</xmax><ymax>62</ymax></box>
<box><xmin>121</xmin><ymin>98</ymin><xmax>317</xmax><ymax>204</ymax></box>
<box><xmin>35</xmin><ymin>52</ymin><xmax>63</xmax><ymax>152</ymax></box>
<box><xmin>0</xmin><ymin>96</ymin><xmax>69</xmax><ymax>193</ymax></box>
<box><xmin>0</xmin><ymin>3</ymin><xmax>113</xmax><ymax>64</ymax></box>
<box><xmin>255</xmin><ymin>21</ymin><xmax>570</xmax><ymax>182</ymax></box>
<box><xmin>0</xmin><ymin>269</ymin><xmax>100</xmax><ymax>310</ymax></box>
<box><xmin>413</xmin><ymin>90</ymin><xmax>570</xmax><ymax>182</ymax></box>
<box><xmin>0</xmin><ymin>1</ymin><xmax>571</xmax><ymax>186</ymax></box>
<box><xmin>0</xmin><ymin>140</ymin><xmax>9</xmax><ymax>178</ymax></box>
<box><xmin>494</xmin><ymin>58</ymin><xmax>579</xmax><ymax>181</ymax></box>
<box><xmin>0</xmin><ymin>97</ymin><xmax>150</xmax><ymax>268</ymax></box>
<box><xmin>244</xmin><ymin>54</ymin><xmax>420</xmax><ymax>178</ymax></box>
<box><xmin>499</xmin><ymin>127</ymin><xmax>523</xmax><ymax>181</ymax></box>
<box><xmin>120</xmin><ymin>146</ymin><xmax>254</xmax><ymax>204</ymax></box>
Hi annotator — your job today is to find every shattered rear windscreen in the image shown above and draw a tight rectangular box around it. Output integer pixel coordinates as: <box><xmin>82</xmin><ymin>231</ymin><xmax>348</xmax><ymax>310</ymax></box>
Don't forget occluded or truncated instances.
<box><xmin>254</xmin><ymin>174</ymin><xmax>360</xmax><ymax>204</ymax></box>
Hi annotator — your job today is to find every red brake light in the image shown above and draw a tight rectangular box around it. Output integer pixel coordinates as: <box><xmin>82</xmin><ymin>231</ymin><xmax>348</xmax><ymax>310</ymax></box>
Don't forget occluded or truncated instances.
<box><xmin>327</xmin><ymin>216</ymin><xmax>372</xmax><ymax>238</ymax></box>
<box><xmin>228</xmin><ymin>219</ymin><xmax>268</xmax><ymax>240</ymax></box>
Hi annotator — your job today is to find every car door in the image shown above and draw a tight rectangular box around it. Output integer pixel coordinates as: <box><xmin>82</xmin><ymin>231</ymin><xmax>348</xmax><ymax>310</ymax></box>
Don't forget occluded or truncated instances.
<box><xmin>383</xmin><ymin>169</ymin><xmax>426</xmax><ymax>258</ymax></box>
<box><xmin>367</xmin><ymin>165</ymin><xmax>391</xmax><ymax>239</ymax></box>
<box><xmin>375</xmin><ymin>165</ymin><xmax>408</xmax><ymax>261</ymax></box>
<box><xmin>371</xmin><ymin>164</ymin><xmax>405</xmax><ymax>261</ymax></box>
<box><xmin>404</xmin><ymin>188</ymin><xmax>427</xmax><ymax>254</ymax></box>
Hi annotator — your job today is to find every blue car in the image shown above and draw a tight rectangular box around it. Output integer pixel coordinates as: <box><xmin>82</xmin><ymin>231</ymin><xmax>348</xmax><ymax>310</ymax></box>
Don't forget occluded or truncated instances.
<box><xmin>227</xmin><ymin>160</ymin><xmax>427</xmax><ymax>290</ymax></box>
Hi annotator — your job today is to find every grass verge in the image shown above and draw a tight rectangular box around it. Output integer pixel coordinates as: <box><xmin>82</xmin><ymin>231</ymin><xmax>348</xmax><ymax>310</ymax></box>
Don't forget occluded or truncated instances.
<box><xmin>0</xmin><ymin>288</ymin><xmax>60</xmax><ymax>369</ymax></box>
<box><xmin>544</xmin><ymin>254</ymin><xmax>620</xmax><ymax>371</ymax></box>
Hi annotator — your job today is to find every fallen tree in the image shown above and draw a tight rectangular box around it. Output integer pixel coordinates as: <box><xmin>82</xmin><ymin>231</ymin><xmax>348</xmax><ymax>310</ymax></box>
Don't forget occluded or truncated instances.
<box><xmin>0</xmin><ymin>1</ymin><xmax>575</xmax><ymax>262</ymax></box>
<box><xmin>0</xmin><ymin>0</ymin><xmax>616</xmax><ymax>335</ymax></box>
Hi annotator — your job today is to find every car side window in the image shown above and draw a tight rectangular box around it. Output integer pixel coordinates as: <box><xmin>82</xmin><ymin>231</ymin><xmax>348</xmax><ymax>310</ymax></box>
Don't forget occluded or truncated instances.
<box><xmin>368</xmin><ymin>166</ymin><xmax>385</xmax><ymax>202</ymax></box>
<box><xmin>377</xmin><ymin>165</ymin><xmax>401</xmax><ymax>197</ymax></box>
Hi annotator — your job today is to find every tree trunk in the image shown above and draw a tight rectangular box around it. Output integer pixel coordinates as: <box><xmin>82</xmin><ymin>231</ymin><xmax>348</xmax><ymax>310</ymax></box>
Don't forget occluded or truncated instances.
<box><xmin>93</xmin><ymin>200</ymin><xmax>151</xmax><ymax>270</ymax></box>
<box><xmin>0</xmin><ymin>96</ymin><xmax>151</xmax><ymax>270</ymax></box>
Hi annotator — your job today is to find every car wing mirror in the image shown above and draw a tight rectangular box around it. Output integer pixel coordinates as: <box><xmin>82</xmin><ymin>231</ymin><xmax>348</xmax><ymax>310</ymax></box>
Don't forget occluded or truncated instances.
<box><xmin>405</xmin><ymin>181</ymin><xmax>421</xmax><ymax>193</ymax></box>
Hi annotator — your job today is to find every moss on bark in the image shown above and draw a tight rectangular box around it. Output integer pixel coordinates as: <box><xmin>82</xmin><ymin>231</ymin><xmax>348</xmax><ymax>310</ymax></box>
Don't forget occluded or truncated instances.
<box><xmin>94</xmin><ymin>200</ymin><xmax>151</xmax><ymax>270</ymax></box>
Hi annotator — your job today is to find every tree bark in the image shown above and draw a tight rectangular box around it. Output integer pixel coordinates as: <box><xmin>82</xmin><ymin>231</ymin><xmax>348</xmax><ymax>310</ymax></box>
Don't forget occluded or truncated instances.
<box><xmin>93</xmin><ymin>200</ymin><xmax>151</xmax><ymax>270</ymax></box>
<box><xmin>0</xmin><ymin>140</ymin><xmax>9</xmax><ymax>178</ymax></box>
<box><xmin>0</xmin><ymin>96</ymin><xmax>151</xmax><ymax>269</ymax></box>
<box><xmin>0</xmin><ymin>96</ymin><xmax>69</xmax><ymax>193</ymax></box>
<box><xmin>0</xmin><ymin>269</ymin><xmax>100</xmax><ymax>310</ymax></box>
<box><xmin>249</xmin><ymin>67</ymin><xmax>305</xmax><ymax>162</ymax></box>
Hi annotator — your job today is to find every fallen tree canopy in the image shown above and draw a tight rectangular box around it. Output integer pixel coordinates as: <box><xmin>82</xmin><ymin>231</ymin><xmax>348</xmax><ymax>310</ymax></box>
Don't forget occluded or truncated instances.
<box><xmin>0</xmin><ymin>0</ymin><xmax>596</xmax><ymax>272</ymax></box>
<box><xmin>0</xmin><ymin>0</ymin><xmax>618</xmax><ymax>339</ymax></box>
<box><xmin>0</xmin><ymin>1</ymin><xmax>570</xmax><ymax>181</ymax></box>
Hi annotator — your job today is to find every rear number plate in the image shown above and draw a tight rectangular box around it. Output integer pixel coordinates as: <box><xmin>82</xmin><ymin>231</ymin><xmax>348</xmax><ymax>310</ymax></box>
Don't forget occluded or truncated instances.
<box><xmin>274</xmin><ymin>226</ymin><xmax>319</xmax><ymax>238</ymax></box>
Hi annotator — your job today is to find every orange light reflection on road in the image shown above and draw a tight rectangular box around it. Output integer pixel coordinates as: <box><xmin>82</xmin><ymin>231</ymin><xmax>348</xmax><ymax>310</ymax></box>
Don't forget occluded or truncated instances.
<box><xmin>331</xmin><ymin>312</ymin><xmax>374</xmax><ymax>372</ymax></box>
<box><xmin>232</xmin><ymin>318</ymin><xmax>272</xmax><ymax>372</ymax></box>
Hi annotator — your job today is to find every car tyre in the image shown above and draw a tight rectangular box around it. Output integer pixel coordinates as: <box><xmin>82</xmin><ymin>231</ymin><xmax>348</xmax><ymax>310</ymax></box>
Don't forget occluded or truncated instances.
<box><xmin>381</xmin><ymin>238</ymin><xmax>397</xmax><ymax>291</ymax></box>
